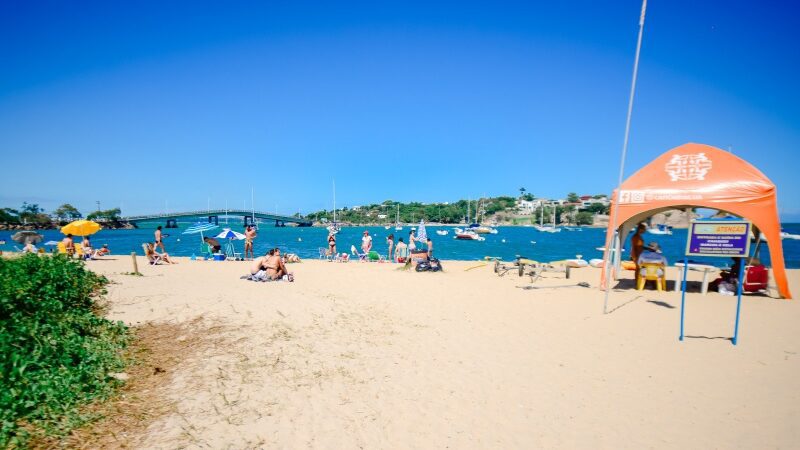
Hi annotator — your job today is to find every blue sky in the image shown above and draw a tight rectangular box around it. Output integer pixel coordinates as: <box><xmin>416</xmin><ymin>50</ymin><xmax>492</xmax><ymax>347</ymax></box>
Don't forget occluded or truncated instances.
<box><xmin>1</xmin><ymin>1</ymin><xmax>798</xmax><ymax>219</ymax></box>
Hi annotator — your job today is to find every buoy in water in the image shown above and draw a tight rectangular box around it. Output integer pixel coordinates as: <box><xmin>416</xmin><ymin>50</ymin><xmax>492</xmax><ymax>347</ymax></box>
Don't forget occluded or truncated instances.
<box><xmin>501</xmin><ymin>239</ymin><xmax>506</xmax><ymax>243</ymax></box>
<box><xmin>298</xmin><ymin>238</ymin><xmax>302</xmax><ymax>242</ymax></box>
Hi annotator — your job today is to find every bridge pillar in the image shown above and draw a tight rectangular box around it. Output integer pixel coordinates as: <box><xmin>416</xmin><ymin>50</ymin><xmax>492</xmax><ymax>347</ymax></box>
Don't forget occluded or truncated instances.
<box><xmin>208</xmin><ymin>215</ymin><xmax>218</xmax><ymax>225</ymax></box>
<box><xmin>243</xmin><ymin>216</ymin><xmax>254</xmax><ymax>227</ymax></box>
<box><xmin>165</xmin><ymin>219</ymin><xmax>178</xmax><ymax>229</ymax></box>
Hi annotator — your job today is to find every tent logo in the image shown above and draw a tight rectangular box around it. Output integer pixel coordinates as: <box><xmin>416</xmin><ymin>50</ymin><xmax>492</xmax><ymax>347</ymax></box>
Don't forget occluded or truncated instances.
<box><xmin>665</xmin><ymin>153</ymin><xmax>712</xmax><ymax>181</ymax></box>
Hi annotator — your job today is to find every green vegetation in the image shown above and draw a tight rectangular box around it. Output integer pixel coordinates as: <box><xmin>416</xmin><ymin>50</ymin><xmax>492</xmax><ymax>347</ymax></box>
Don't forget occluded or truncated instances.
<box><xmin>53</xmin><ymin>204</ymin><xmax>82</xmax><ymax>221</ymax></box>
<box><xmin>0</xmin><ymin>255</ymin><xmax>129</xmax><ymax>447</ymax></box>
<box><xmin>86</xmin><ymin>208</ymin><xmax>121</xmax><ymax>223</ymax></box>
<box><xmin>305</xmin><ymin>196</ymin><xmax>518</xmax><ymax>225</ymax></box>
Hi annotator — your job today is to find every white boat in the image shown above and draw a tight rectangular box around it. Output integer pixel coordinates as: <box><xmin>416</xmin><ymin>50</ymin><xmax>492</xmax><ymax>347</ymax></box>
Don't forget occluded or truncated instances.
<box><xmin>384</xmin><ymin>225</ymin><xmax>391</xmax><ymax>230</ymax></box>
<box><xmin>566</xmin><ymin>259</ymin><xmax>589</xmax><ymax>268</ymax></box>
<box><xmin>647</xmin><ymin>224</ymin><xmax>672</xmax><ymax>235</ymax></box>
<box><xmin>782</xmin><ymin>231</ymin><xmax>800</xmax><ymax>240</ymax></box>
<box><xmin>394</xmin><ymin>204</ymin><xmax>402</xmax><ymax>231</ymax></box>
<box><xmin>435</xmin><ymin>229</ymin><xmax>449</xmax><ymax>236</ymax></box>
<box><xmin>589</xmin><ymin>258</ymin><xmax>605</xmax><ymax>268</ymax></box>
<box><xmin>454</xmin><ymin>228</ymin><xmax>485</xmax><ymax>241</ymax></box>
<box><xmin>534</xmin><ymin>202</ymin><xmax>560</xmax><ymax>232</ymax></box>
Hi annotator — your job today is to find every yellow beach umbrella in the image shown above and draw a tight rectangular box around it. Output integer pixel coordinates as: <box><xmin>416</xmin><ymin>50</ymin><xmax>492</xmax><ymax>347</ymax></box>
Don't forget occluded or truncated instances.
<box><xmin>61</xmin><ymin>219</ymin><xmax>102</xmax><ymax>236</ymax></box>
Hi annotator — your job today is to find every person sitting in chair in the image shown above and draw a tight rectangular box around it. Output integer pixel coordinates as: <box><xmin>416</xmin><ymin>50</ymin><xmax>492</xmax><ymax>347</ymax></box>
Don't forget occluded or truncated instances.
<box><xmin>394</xmin><ymin>238</ymin><xmax>408</xmax><ymax>263</ymax></box>
<box><xmin>146</xmin><ymin>242</ymin><xmax>177</xmax><ymax>264</ymax></box>
<box><xmin>637</xmin><ymin>241</ymin><xmax>667</xmax><ymax>266</ymax></box>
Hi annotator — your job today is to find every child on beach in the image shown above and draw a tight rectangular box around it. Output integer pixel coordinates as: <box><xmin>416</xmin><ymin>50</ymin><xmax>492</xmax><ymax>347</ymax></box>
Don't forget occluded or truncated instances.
<box><xmin>387</xmin><ymin>234</ymin><xmax>394</xmax><ymax>261</ymax></box>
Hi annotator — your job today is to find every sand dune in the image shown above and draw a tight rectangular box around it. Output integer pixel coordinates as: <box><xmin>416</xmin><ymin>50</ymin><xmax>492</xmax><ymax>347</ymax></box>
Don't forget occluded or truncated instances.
<box><xmin>86</xmin><ymin>257</ymin><xmax>800</xmax><ymax>448</ymax></box>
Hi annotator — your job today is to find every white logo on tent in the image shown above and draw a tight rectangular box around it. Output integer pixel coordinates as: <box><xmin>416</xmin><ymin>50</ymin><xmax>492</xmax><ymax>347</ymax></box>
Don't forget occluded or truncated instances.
<box><xmin>665</xmin><ymin>153</ymin><xmax>712</xmax><ymax>181</ymax></box>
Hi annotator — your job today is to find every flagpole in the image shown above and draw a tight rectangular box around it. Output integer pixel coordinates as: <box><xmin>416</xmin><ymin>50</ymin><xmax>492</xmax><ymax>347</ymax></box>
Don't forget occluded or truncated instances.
<box><xmin>603</xmin><ymin>0</ymin><xmax>648</xmax><ymax>314</ymax></box>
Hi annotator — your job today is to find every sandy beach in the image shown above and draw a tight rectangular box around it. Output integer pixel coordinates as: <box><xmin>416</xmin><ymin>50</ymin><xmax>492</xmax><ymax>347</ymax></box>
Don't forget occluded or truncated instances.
<box><xmin>81</xmin><ymin>256</ymin><xmax>800</xmax><ymax>449</ymax></box>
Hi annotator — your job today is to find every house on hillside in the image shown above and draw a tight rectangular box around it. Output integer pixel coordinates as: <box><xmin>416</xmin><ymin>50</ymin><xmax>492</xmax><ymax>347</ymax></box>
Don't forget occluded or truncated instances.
<box><xmin>578</xmin><ymin>195</ymin><xmax>609</xmax><ymax>210</ymax></box>
<box><xmin>515</xmin><ymin>198</ymin><xmax>545</xmax><ymax>215</ymax></box>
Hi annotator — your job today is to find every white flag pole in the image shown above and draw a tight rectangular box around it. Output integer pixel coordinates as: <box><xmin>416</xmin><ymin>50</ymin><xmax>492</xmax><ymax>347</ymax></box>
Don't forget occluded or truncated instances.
<box><xmin>604</xmin><ymin>0</ymin><xmax>648</xmax><ymax>314</ymax></box>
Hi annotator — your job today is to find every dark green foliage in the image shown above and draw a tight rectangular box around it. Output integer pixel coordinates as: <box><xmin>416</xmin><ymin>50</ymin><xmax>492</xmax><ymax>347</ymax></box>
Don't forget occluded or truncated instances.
<box><xmin>0</xmin><ymin>255</ymin><xmax>129</xmax><ymax>447</ymax></box>
<box><xmin>86</xmin><ymin>208</ymin><xmax>121</xmax><ymax>222</ymax></box>
<box><xmin>0</xmin><ymin>208</ymin><xmax>20</xmax><ymax>224</ymax></box>
<box><xmin>576</xmin><ymin>211</ymin><xmax>595</xmax><ymax>225</ymax></box>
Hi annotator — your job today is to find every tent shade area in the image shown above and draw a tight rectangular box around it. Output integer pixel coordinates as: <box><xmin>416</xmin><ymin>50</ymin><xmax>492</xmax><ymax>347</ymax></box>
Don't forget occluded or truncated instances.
<box><xmin>601</xmin><ymin>142</ymin><xmax>791</xmax><ymax>299</ymax></box>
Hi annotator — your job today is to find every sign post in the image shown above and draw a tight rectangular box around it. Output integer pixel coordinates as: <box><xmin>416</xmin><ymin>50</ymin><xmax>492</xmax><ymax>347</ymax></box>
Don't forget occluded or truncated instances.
<box><xmin>682</xmin><ymin>219</ymin><xmax>751</xmax><ymax>345</ymax></box>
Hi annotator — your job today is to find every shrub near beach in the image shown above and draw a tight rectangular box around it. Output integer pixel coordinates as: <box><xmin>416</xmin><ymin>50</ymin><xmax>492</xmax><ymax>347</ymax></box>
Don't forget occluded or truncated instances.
<box><xmin>0</xmin><ymin>254</ymin><xmax>129</xmax><ymax>447</ymax></box>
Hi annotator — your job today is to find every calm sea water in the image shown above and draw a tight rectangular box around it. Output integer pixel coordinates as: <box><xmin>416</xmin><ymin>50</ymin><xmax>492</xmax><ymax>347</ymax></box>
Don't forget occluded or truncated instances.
<box><xmin>3</xmin><ymin>222</ymin><xmax>799</xmax><ymax>269</ymax></box>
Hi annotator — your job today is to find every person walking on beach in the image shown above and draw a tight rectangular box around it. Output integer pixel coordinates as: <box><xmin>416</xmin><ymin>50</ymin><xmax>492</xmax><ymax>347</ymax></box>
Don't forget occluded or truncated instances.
<box><xmin>361</xmin><ymin>230</ymin><xmax>373</xmax><ymax>254</ymax></box>
<box><xmin>244</xmin><ymin>225</ymin><xmax>257</xmax><ymax>260</ymax></box>
<box><xmin>155</xmin><ymin>226</ymin><xmax>166</xmax><ymax>252</ymax></box>
<box><xmin>630</xmin><ymin>223</ymin><xmax>646</xmax><ymax>283</ymax></box>
<box><xmin>386</xmin><ymin>233</ymin><xmax>394</xmax><ymax>261</ymax></box>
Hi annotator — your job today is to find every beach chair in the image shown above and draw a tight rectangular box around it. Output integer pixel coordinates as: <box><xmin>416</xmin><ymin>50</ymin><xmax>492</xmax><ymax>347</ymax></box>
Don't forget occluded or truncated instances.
<box><xmin>337</xmin><ymin>253</ymin><xmax>350</xmax><ymax>263</ymax></box>
<box><xmin>742</xmin><ymin>265</ymin><xmax>769</xmax><ymax>293</ymax></box>
<box><xmin>637</xmin><ymin>262</ymin><xmax>666</xmax><ymax>291</ymax></box>
<box><xmin>395</xmin><ymin>246</ymin><xmax>409</xmax><ymax>263</ymax></box>
<box><xmin>57</xmin><ymin>241</ymin><xmax>76</xmax><ymax>257</ymax></box>
<box><xmin>198</xmin><ymin>242</ymin><xmax>213</xmax><ymax>260</ymax></box>
<box><xmin>319</xmin><ymin>247</ymin><xmax>334</xmax><ymax>261</ymax></box>
<box><xmin>142</xmin><ymin>243</ymin><xmax>163</xmax><ymax>265</ymax></box>
<box><xmin>351</xmin><ymin>245</ymin><xmax>368</xmax><ymax>262</ymax></box>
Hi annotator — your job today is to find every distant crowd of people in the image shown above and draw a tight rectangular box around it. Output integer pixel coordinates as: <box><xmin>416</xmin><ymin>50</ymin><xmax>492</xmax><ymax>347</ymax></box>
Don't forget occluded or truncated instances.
<box><xmin>326</xmin><ymin>228</ymin><xmax>433</xmax><ymax>263</ymax></box>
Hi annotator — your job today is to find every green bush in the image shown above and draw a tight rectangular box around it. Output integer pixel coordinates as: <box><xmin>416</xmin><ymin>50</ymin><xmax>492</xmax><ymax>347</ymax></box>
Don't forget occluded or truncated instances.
<box><xmin>0</xmin><ymin>254</ymin><xmax>129</xmax><ymax>447</ymax></box>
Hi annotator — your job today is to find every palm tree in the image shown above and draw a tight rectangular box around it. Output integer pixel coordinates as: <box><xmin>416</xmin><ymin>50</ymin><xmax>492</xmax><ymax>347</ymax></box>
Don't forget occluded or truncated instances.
<box><xmin>519</xmin><ymin>187</ymin><xmax>526</xmax><ymax>198</ymax></box>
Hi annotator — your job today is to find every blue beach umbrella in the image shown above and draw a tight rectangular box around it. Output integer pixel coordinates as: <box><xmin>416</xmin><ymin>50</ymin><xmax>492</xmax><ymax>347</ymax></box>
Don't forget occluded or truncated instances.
<box><xmin>182</xmin><ymin>222</ymin><xmax>219</xmax><ymax>243</ymax></box>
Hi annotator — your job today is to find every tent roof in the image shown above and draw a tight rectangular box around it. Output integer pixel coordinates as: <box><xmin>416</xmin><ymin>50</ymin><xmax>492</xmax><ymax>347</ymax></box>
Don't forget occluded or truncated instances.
<box><xmin>602</xmin><ymin>142</ymin><xmax>790</xmax><ymax>299</ymax></box>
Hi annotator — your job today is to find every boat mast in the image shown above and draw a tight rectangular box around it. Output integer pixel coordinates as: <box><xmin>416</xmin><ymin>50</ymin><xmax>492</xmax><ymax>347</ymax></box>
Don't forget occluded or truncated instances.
<box><xmin>332</xmin><ymin>180</ymin><xmax>336</xmax><ymax>225</ymax></box>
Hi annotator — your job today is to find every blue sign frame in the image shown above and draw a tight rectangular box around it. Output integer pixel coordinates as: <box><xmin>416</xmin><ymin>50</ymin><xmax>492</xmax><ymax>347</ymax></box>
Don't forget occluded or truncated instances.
<box><xmin>680</xmin><ymin>219</ymin><xmax>752</xmax><ymax>345</ymax></box>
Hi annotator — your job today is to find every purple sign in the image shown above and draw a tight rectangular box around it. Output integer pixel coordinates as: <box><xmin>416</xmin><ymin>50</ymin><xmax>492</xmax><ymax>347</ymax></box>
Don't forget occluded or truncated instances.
<box><xmin>686</xmin><ymin>220</ymin><xmax>751</xmax><ymax>257</ymax></box>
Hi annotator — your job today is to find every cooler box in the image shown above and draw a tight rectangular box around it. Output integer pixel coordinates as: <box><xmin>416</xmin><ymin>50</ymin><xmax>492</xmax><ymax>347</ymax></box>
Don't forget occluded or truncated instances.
<box><xmin>411</xmin><ymin>251</ymin><xmax>428</xmax><ymax>264</ymax></box>
<box><xmin>213</xmin><ymin>253</ymin><xmax>225</xmax><ymax>261</ymax></box>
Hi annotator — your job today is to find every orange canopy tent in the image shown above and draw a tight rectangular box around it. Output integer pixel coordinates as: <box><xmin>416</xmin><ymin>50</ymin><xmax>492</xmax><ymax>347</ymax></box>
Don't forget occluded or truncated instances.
<box><xmin>601</xmin><ymin>142</ymin><xmax>791</xmax><ymax>299</ymax></box>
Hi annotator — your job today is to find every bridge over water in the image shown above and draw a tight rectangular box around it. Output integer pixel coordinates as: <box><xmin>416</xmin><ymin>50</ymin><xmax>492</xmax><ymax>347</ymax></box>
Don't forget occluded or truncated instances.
<box><xmin>123</xmin><ymin>209</ymin><xmax>312</xmax><ymax>228</ymax></box>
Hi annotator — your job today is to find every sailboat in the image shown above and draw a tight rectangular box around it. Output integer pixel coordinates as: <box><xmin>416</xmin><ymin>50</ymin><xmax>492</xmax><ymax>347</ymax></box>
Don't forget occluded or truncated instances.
<box><xmin>327</xmin><ymin>180</ymin><xmax>340</xmax><ymax>234</ymax></box>
<box><xmin>534</xmin><ymin>202</ymin><xmax>561</xmax><ymax>233</ymax></box>
<box><xmin>394</xmin><ymin>204</ymin><xmax>403</xmax><ymax>231</ymax></box>
<box><xmin>469</xmin><ymin>198</ymin><xmax>495</xmax><ymax>234</ymax></box>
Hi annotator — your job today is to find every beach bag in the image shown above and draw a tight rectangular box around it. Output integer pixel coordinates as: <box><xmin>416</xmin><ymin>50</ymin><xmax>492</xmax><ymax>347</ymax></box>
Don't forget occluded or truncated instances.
<box><xmin>429</xmin><ymin>257</ymin><xmax>442</xmax><ymax>272</ymax></box>
<box><xmin>415</xmin><ymin>261</ymin><xmax>431</xmax><ymax>272</ymax></box>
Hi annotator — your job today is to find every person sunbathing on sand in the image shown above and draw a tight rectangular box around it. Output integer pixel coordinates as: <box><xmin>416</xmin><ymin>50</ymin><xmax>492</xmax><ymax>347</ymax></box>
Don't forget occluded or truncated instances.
<box><xmin>146</xmin><ymin>242</ymin><xmax>177</xmax><ymax>264</ymax></box>
<box><xmin>265</xmin><ymin>248</ymin><xmax>290</xmax><ymax>280</ymax></box>
<box><xmin>250</xmin><ymin>249</ymin><xmax>274</xmax><ymax>280</ymax></box>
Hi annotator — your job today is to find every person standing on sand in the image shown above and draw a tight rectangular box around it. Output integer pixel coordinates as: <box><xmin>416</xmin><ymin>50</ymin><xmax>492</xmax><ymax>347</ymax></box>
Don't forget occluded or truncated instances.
<box><xmin>630</xmin><ymin>223</ymin><xmax>646</xmax><ymax>283</ymax></box>
<box><xmin>386</xmin><ymin>233</ymin><xmax>394</xmax><ymax>261</ymax></box>
<box><xmin>155</xmin><ymin>226</ymin><xmax>166</xmax><ymax>252</ymax></box>
<box><xmin>361</xmin><ymin>230</ymin><xmax>372</xmax><ymax>253</ymax></box>
<box><xmin>244</xmin><ymin>225</ymin><xmax>257</xmax><ymax>260</ymax></box>
<box><xmin>426</xmin><ymin>237</ymin><xmax>433</xmax><ymax>258</ymax></box>
<box><xmin>327</xmin><ymin>232</ymin><xmax>337</xmax><ymax>256</ymax></box>
<box><xmin>408</xmin><ymin>229</ymin><xmax>416</xmax><ymax>253</ymax></box>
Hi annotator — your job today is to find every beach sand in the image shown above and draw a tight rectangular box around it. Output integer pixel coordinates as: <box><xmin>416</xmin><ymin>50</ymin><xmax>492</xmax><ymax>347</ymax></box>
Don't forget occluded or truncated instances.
<box><xmin>83</xmin><ymin>256</ymin><xmax>800</xmax><ymax>448</ymax></box>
